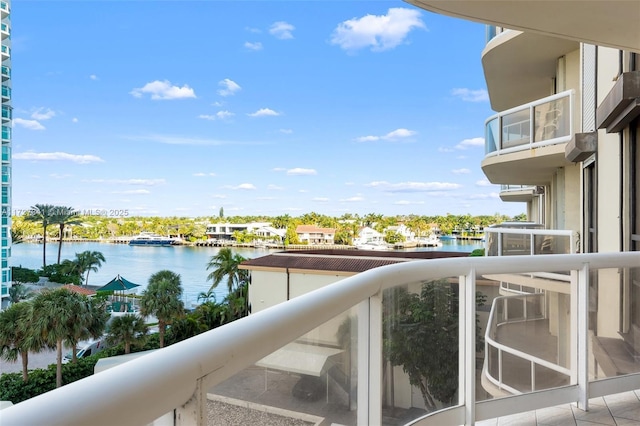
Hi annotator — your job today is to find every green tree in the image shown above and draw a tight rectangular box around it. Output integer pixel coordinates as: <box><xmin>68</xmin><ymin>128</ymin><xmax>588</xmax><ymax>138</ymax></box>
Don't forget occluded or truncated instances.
<box><xmin>106</xmin><ymin>314</ymin><xmax>148</xmax><ymax>354</ymax></box>
<box><xmin>219</xmin><ymin>207</ymin><xmax>224</xmax><ymax>218</ymax></box>
<box><xmin>74</xmin><ymin>250</ymin><xmax>106</xmax><ymax>286</ymax></box>
<box><xmin>66</xmin><ymin>297</ymin><xmax>110</xmax><ymax>363</ymax></box>
<box><xmin>11</xmin><ymin>267</ymin><xmax>39</xmax><ymax>285</ymax></box>
<box><xmin>51</xmin><ymin>206</ymin><xmax>81</xmax><ymax>264</ymax></box>
<box><xmin>8</xmin><ymin>283</ymin><xmax>34</xmax><ymax>304</ymax></box>
<box><xmin>139</xmin><ymin>270</ymin><xmax>184</xmax><ymax>348</ymax></box>
<box><xmin>384</xmin><ymin>281</ymin><xmax>485</xmax><ymax>411</ymax></box>
<box><xmin>25</xmin><ymin>204</ymin><xmax>57</xmax><ymax>269</ymax></box>
<box><xmin>206</xmin><ymin>248</ymin><xmax>249</xmax><ymax>294</ymax></box>
<box><xmin>0</xmin><ymin>302</ymin><xmax>42</xmax><ymax>382</ymax></box>
<box><xmin>30</xmin><ymin>288</ymin><xmax>108</xmax><ymax>387</ymax></box>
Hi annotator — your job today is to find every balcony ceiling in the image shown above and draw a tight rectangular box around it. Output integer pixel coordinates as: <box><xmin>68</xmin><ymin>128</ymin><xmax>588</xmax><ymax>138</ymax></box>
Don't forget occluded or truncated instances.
<box><xmin>482</xmin><ymin>31</ymin><xmax>578</xmax><ymax>111</ymax></box>
<box><xmin>481</xmin><ymin>144</ymin><xmax>569</xmax><ymax>185</ymax></box>
<box><xmin>407</xmin><ymin>1</ymin><xmax>640</xmax><ymax>53</ymax></box>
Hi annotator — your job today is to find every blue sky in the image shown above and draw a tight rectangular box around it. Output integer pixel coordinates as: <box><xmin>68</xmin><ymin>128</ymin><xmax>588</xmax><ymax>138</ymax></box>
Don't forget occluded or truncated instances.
<box><xmin>10</xmin><ymin>1</ymin><xmax>524</xmax><ymax>218</ymax></box>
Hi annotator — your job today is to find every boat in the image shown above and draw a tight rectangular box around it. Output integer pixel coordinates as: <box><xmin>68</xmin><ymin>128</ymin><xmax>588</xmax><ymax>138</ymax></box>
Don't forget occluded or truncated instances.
<box><xmin>355</xmin><ymin>240</ymin><xmax>391</xmax><ymax>251</ymax></box>
<box><xmin>439</xmin><ymin>234</ymin><xmax>457</xmax><ymax>241</ymax></box>
<box><xmin>128</xmin><ymin>232</ymin><xmax>177</xmax><ymax>247</ymax></box>
<box><xmin>417</xmin><ymin>235</ymin><xmax>443</xmax><ymax>247</ymax></box>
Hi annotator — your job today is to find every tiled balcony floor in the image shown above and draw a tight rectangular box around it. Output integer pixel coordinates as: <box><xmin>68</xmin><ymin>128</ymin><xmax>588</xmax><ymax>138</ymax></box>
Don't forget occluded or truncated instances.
<box><xmin>477</xmin><ymin>390</ymin><xmax>640</xmax><ymax>425</ymax></box>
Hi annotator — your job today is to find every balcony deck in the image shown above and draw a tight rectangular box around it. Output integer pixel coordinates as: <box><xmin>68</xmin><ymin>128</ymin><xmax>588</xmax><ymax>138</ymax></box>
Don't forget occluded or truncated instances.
<box><xmin>478</xmin><ymin>390</ymin><xmax>640</xmax><ymax>426</ymax></box>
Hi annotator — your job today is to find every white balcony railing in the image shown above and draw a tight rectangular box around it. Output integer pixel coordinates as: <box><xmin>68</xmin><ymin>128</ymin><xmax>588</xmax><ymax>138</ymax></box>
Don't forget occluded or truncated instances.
<box><xmin>3</xmin><ymin>253</ymin><xmax>640</xmax><ymax>426</ymax></box>
<box><xmin>485</xmin><ymin>90</ymin><xmax>574</xmax><ymax>157</ymax></box>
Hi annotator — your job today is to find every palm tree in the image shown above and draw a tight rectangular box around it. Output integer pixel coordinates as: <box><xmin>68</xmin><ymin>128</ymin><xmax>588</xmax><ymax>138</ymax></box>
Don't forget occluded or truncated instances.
<box><xmin>74</xmin><ymin>250</ymin><xmax>106</xmax><ymax>286</ymax></box>
<box><xmin>51</xmin><ymin>206</ymin><xmax>81</xmax><ymax>264</ymax></box>
<box><xmin>24</xmin><ymin>204</ymin><xmax>56</xmax><ymax>269</ymax></box>
<box><xmin>106</xmin><ymin>314</ymin><xmax>148</xmax><ymax>354</ymax></box>
<box><xmin>139</xmin><ymin>270</ymin><xmax>184</xmax><ymax>348</ymax></box>
<box><xmin>206</xmin><ymin>248</ymin><xmax>249</xmax><ymax>294</ymax></box>
<box><xmin>0</xmin><ymin>302</ymin><xmax>43</xmax><ymax>382</ymax></box>
<box><xmin>30</xmin><ymin>288</ymin><xmax>108</xmax><ymax>387</ymax></box>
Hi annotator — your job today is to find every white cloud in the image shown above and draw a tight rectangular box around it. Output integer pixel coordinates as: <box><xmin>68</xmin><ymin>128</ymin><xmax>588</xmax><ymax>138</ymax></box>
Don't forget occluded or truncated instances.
<box><xmin>394</xmin><ymin>200</ymin><xmax>425</xmax><ymax>205</ymax></box>
<box><xmin>355</xmin><ymin>128</ymin><xmax>416</xmax><ymax>142</ymax></box>
<box><xmin>226</xmin><ymin>183</ymin><xmax>256</xmax><ymax>190</ymax></box>
<box><xmin>451</xmin><ymin>88</ymin><xmax>489</xmax><ymax>102</ymax></box>
<box><xmin>340</xmin><ymin>196</ymin><xmax>365</xmax><ymax>202</ymax></box>
<box><xmin>14</xmin><ymin>151</ymin><xmax>104</xmax><ymax>164</ymax></box>
<box><xmin>130</xmin><ymin>80</ymin><xmax>196</xmax><ymax>100</ymax></box>
<box><xmin>438</xmin><ymin>147</ymin><xmax>455</xmax><ymax>153</ymax></box>
<box><xmin>13</xmin><ymin>118</ymin><xmax>45</xmax><ymax>130</ymax></box>
<box><xmin>355</xmin><ymin>135</ymin><xmax>380</xmax><ymax>142</ymax></box>
<box><xmin>366</xmin><ymin>180</ymin><xmax>462</xmax><ymax>192</ymax></box>
<box><xmin>330</xmin><ymin>8</ymin><xmax>425</xmax><ymax>52</ymax></box>
<box><xmin>83</xmin><ymin>178</ymin><xmax>165</xmax><ymax>185</ymax></box>
<box><xmin>193</xmin><ymin>172</ymin><xmax>216</xmax><ymax>177</ymax></box>
<box><xmin>113</xmin><ymin>189</ymin><xmax>151</xmax><ymax>195</ymax></box>
<box><xmin>286</xmin><ymin>168</ymin><xmax>317</xmax><ymax>176</ymax></box>
<box><xmin>267</xmin><ymin>184</ymin><xmax>284</xmax><ymax>190</ymax></box>
<box><xmin>72</xmin><ymin>117</ymin><xmax>79</xmax><ymax>123</ymax></box>
<box><xmin>456</xmin><ymin>137</ymin><xmax>484</xmax><ymax>149</ymax></box>
<box><xmin>280</xmin><ymin>128</ymin><xmax>293</xmax><ymax>134</ymax></box>
<box><xmin>90</xmin><ymin>74</ymin><xmax>99</xmax><ymax>81</ymax></box>
<box><xmin>313</xmin><ymin>197</ymin><xmax>329</xmax><ymax>202</ymax></box>
<box><xmin>198</xmin><ymin>110</ymin><xmax>235</xmax><ymax>121</ymax></box>
<box><xmin>217</xmin><ymin>78</ymin><xmax>241</xmax><ymax>97</ymax></box>
<box><xmin>475</xmin><ymin>179</ymin><xmax>492</xmax><ymax>187</ymax></box>
<box><xmin>31</xmin><ymin>108</ymin><xmax>56</xmax><ymax>120</ymax></box>
<box><xmin>124</xmin><ymin>134</ymin><xmax>251</xmax><ymax>146</ymax></box>
<box><xmin>272</xmin><ymin>167</ymin><xmax>286</xmax><ymax>172</ymax></box>
<box><xmin>469</xmin><ymin>192</ymin><xmax>499</xmax><ymax>199</ymax></box>
<box><xmin>452</xmin><ymin>168</ymin><xmax>471</xmax><ymax>174</ymax></box>
<box><xmin>211</xmin><ymin>194</ymin><xmax>227</xmax><ymax>199</ymax></box>
<box><xmin>269</xmin><ymin>21</ymin><xmax>295</xmax><ymax>39</ymax></box>
<box><xmin>248</xmin><ymin>108</ymin><xmax>280</xmax><ymax>117</ymax></box>
<box><xmin>384</xmin><ymin>128</ymin><xmax>416</xmax><ymax>140</ymax></box>
<box><xmin>244</xmin><ymin>41</ymin><xmax>263</xmax><ymax>51</ymax></box>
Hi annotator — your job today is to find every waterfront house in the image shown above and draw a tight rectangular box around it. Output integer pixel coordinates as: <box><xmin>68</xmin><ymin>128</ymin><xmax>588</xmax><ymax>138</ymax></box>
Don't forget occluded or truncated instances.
<box><xmin>295</xmin><ymin>225</ymin><xmax>336</xmax><ymax>245</ymax></box>
<box><xmin>354</xmin><ymin>226</ymin><xmax>384</xmax><ymax>244</ymax></box>
<box><xmin>204</xmin><ymin>222</ymin><xmax>271</xmax><ymax>241</ymax></box>
<box><xmin>252</xmin><ymin>225</ymin><xmax>286</xmax><ymax>242</ymax></box>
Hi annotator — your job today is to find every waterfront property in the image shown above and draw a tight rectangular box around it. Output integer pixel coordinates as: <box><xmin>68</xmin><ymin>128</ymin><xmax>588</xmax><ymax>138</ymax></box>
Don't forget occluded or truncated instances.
<box><xmin>0</xmin><ymin>0</ymin><xmax>10</xmax><ymax>310</ymax></box>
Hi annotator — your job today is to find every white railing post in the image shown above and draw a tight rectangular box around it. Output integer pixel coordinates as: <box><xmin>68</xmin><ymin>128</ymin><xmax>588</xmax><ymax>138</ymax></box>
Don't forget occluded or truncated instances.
<box><xmin>175</xmin><ymin>377</ymin><xmax>205</xmax><ymax>426</ymax></box>
<box><xmin>577</xmin><ymin>263</ymin><xmax>589</xmax><ymax>410</ymax></box>
<box><xmin>370</xmin><ymin>293</ymin><xmax>383</xmax><ymax>425</ymax></box>
<box><xmin>460</xmin><ymin>271</ymin><xmax>476</xmax><ymax>424</ymax></box>
<box><xmin>357</xmin><ymin>299</ymin><xmax>370</xmax><ymax>426</ymax></box>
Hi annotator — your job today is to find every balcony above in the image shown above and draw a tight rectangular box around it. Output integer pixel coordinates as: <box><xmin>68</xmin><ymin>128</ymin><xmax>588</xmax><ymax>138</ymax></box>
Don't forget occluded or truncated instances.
<box><xmin>483</xmin><ymin>91</ymin><xmax>574</xmax><ymax>185</ymax></box>
<box><xmin>0</xmin><ymin>2</ymin><xmax>9</xmax><ymax>18</ymax></box>
<box><xmin>406</xmin><ymin>1</ymin><xmax>640</xmax><ymax>53</ymax></box>
<box><xmin>499</xmin><ymin>185</ymin><xmax>541</xmax><ymax>203</ymax></box>
<box><xmin>482</xmin><ymin>30</ymin><xmax>578</xmax><ymax>111</ymax></box>
<box><xmin>596</xmin><ymin>71</ymin><xmax>640</xmax><ymax>134</ymax></box>
<box><xmin>1</xmin><ymin>22</ymin><xmax>9</xmax><ymax>40</ymax></box>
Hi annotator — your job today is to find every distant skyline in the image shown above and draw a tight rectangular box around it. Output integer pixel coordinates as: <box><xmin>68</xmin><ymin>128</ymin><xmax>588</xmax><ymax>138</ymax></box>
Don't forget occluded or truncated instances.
<box><xmin>11</xmin><ymin>1</ymin><xmax>524</xmax><ymax>218</ymax></box>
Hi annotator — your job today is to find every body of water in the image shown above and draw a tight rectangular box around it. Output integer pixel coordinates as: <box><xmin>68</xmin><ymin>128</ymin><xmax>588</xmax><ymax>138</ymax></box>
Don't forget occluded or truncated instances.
<box><xmin>11</xmin><ymin>239</ymin><xmax>484</xmax><ymax>307</ymax></box>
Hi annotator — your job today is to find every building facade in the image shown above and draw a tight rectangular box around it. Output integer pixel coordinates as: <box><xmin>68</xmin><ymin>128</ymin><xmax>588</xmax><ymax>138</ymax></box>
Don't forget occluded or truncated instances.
<box><xmin>0</xmin><ymin>0</ymin><xmax>10</xmax><ymax>309</ymax></box>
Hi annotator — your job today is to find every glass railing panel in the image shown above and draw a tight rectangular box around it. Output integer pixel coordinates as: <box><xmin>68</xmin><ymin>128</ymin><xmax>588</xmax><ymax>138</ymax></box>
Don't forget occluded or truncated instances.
<box><xmin>485</xmin><ymin>25</ymin><xmax>497</xmax><ymax>44</ymax></box>
<box><xmin>383</xmin><ymin>277</ymin><xmax>472</xmax><ymax>421</ymax></box>
<box><xmin>533</xmin><ymin>233</ymin><xmax>571</xmax><ymax>255</ymax></box>
<box><xmin>485</xmin><ymin>117</ymin><xmax>499</xmax><ymax>155</ymax></box>
<box><xmin>501</xmin><ymin>109</ymin><xmax>530</xmax><ymax>149</ymax></box>
<box><xmin>533</xmin><ymin>95</ymin><xmax>571</xmax><ymax>143</ymax></box>
<box><xmin>500</xmin><ymin>233</ymin><xmax>532</xmax><ymax>256</ymax></box>
<box><xmin>1</xmin><ymin>85</ymin><xmax>10</xmax><ymax>98</ymax></box>
<box><xmin>1</xmin><ymin>66</ymin><xmax>10</xmax><ymax>77</ymax></box>
<box><xmin>2</xmin><ymin>125</ymin><xmax>10</xmax><ymax>140</ymax></box>
<box><xmin>588</xmin><ymin>265</ymin><xmax>640</xmax><ymax>382</ymax></box>
<box><xmin>209</xmin><ymin>305</ymin><xmax>360</xmax><ymax>425</ymax></box>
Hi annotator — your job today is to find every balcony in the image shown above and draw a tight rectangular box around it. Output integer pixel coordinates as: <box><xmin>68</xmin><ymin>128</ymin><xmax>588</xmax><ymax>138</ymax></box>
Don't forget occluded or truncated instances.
<box><xmin>1</xmin><ymin>65</ymin><xmax>10</xmax><ymax>81</ymax></box>
<box><xmin>1</xmin><ymin>104</ymin><xmax>10</xmax><ymax>121</ymax></box>
<box><xmin>0</xmin><ymin>2</ymin><xmax>8</xmax><ymax>18</ymax></box>
<box><xmin>483</xmin><ymin>91</ymin><xmax>573</xmax><ymax>185</ymax></box>
<box><xmin>2</xmin><ymin>125</ymin><xmax>9</xmax><ymax>141</ymax></box>
<box><xmin>3</xmin><ymin>253</ymin><xmax>640</xmax><ymax>425</ymax></box>
<box><xmin>481</xmin><ymin>30</ymin><xmax>578</xmax><ymax>111</ymax></box>
<box><xmin>0</xmin><ymin>22</ymin><xmax>8</xmax><ymax>40</ymax></box>
<box><xmin>1</xmin><ymin>44</ymin><xmax>10</xmax><ymax>61</ymax></box>
<box><xmin>2</xmin><ymin>145</ymin><xmax>8</xmax><ymax>162</ymax></box>
<box><xmin>406</xmin><ymin>1</ymin><xmax>640</xmax><ymax>53</ymax></box>
<box><xmin>1</xmin><ymin>84</ymin><xmax>9</xmax><ymax>101</ymax></box>
<box><xmin>499</xmin><ymin>185</ymin><xmax>540</xmax><ymax>203</ymax></box>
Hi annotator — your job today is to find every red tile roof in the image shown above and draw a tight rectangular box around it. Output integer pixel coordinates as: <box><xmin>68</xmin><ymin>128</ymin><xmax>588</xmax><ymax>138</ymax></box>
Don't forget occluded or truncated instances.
<box><xmin>62</xmin><ymin>284</ymin><xmax>97</xmax><ymax>296</ymax></box>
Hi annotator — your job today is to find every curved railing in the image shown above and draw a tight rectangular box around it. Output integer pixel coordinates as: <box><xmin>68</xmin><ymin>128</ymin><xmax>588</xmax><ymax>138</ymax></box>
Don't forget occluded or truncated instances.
<box><xmin>483</xmin><ymin>293</ymin><xmax>570</xmax><ymax>395</ymax></box>
<box><xmin>3</xmin><ymin>252</ymin><xmax>640</xmax><ymax>426</ymax></box>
